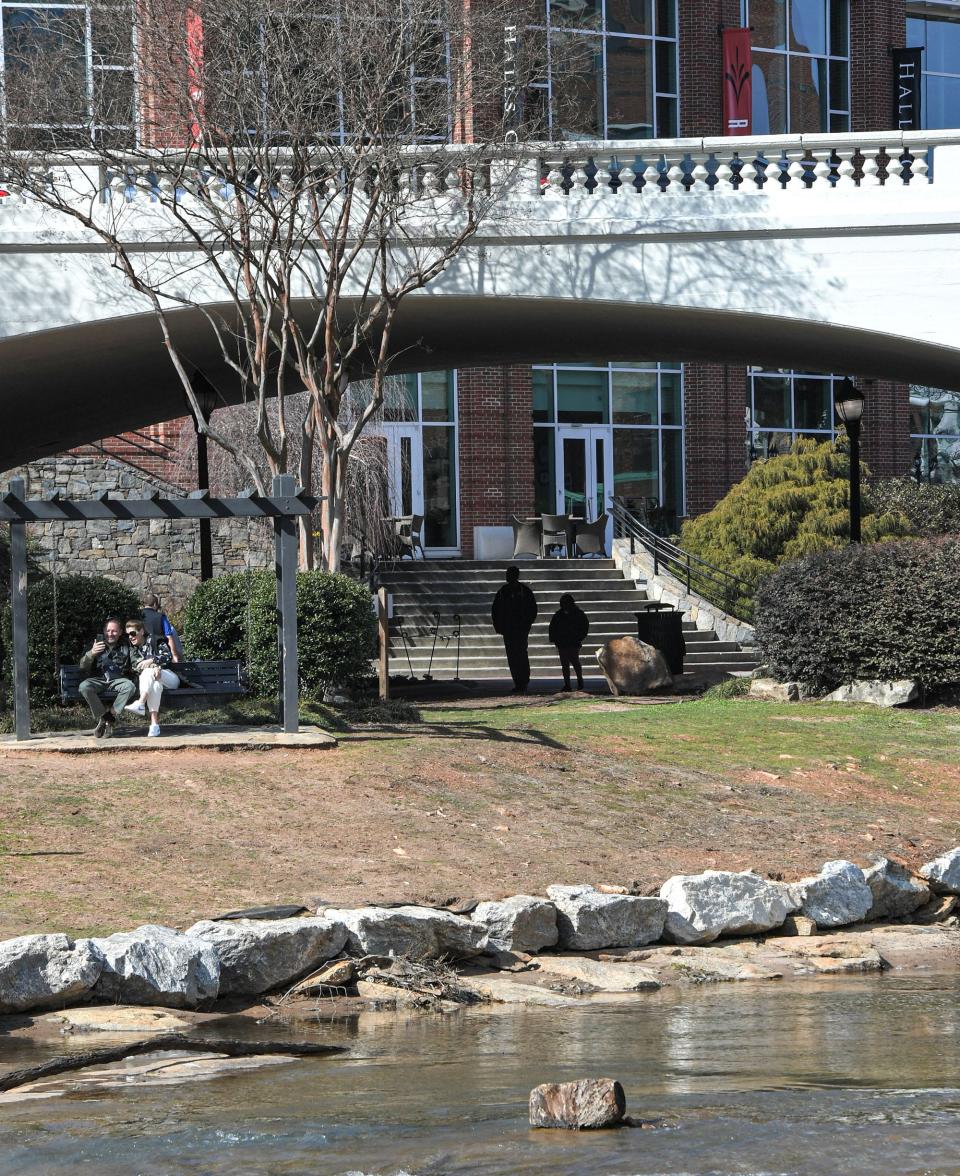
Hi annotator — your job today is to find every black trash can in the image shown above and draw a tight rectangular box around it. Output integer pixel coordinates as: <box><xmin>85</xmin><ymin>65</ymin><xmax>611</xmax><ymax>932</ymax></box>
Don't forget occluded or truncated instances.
<box><xmin>635</xmin><ymin>605</ymin><xmax>686</xmax><ymax>675</ymax></box>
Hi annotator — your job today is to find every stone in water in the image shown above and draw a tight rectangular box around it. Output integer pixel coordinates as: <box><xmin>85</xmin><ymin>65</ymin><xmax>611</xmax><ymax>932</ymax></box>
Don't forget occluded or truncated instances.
<box><xmin>529</xmin><ymin>1078</ymin><xmax>626</xmax><ymax>1129</ymax></box>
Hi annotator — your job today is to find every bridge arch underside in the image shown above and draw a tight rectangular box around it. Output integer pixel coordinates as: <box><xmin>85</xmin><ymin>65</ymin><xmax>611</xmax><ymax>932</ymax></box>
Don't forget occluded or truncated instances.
<box><xmin>4</xmin><ymin>295</ymin><xmax>960</xmax><ymax>471</ymax></box>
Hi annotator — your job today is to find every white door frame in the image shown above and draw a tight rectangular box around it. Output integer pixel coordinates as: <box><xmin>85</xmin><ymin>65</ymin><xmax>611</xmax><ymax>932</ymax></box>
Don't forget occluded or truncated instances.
<box><xmin>556</xmin><ymin>425</ymin><xmax>614</xmax><ymax>549</ymax></box>
<box><xmin>384</xmin><ymin>424</ymin><xmax>424</xmax><ymax>519</ymax></box>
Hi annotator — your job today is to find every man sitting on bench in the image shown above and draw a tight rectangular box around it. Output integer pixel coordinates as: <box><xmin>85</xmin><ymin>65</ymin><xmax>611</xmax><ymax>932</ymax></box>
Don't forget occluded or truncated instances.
<box><xmin>78</xmin><ymin>617</ymin><xmax>136</xmax><ymax>739</ymax></box>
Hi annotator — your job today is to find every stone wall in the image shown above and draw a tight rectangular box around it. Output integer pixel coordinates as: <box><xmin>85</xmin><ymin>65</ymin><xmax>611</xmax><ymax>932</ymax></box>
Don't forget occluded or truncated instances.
<box><xmin>9</xmin><ymin>456</ymin><xmax>274</xmax><ymax>613</ymax></box>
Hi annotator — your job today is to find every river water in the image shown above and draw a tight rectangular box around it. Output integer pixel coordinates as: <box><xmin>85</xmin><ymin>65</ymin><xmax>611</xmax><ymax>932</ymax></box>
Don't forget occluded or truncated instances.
<box><xmin>2</xmin><ymin>974</ymin><xmax>960</xmax><ymax>1175</ymax></box>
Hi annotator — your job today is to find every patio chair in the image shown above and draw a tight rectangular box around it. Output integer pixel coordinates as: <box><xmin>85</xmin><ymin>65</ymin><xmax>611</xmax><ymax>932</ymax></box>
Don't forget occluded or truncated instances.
<box><xmin>395</xmin><ymin>513</ymin><xmax>425</xmax><ymax>559</ymax></box>
<box><xmin>540</xmin><ymin>512</ymin><xmax>571</xmax><ymax>558</ymax></box>
<box><xmin>573</xmin><ymin>513</ymin><xmax>608</xmax><ymax>558</ymax></box>
<box><xmin>511</xmin><ymin>515</ymin><xmax>541</xmax><ymax>559</ymax></box>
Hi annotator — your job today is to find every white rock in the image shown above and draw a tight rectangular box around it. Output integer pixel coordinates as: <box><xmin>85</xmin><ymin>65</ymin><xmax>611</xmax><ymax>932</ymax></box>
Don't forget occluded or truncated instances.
<box><xmin>86</xmin><ymin>925</ymin><xmax>220</xmax><ymax>1008</ymax></box>
<box><xmin>748</xmin><ymin>678</ymin><xmax>800</xmax><ymax>702</ymax></box>
<box><xmin>791</xmin><ymin>860</ymin><xmax>873</xmax><ymax>928</ymax></box>
<box><xmin>863</xmin><ymin>858</ymin><xmax>931</xmax><ymax>919</ymax></box>
<box><xmin>822</xmin><ymin>680</ymin><xmax>919</xmax><ymax>707</ymax></box>
<box><xmin>471</xmin><ymin>896</ymin><xmax>558</xmax><ymax>954</ymax></box>
<box><xmin>187</xmin><ymin>917</ymin><xmax>348</xmax><ymax>995</ymax></box>
<box><xmin>0</xmin><ymin>934</ymin><xmax>101</xmax><ymax>1014</ymax></box>
<box><xmin>534</xmin><ymin>956</ymin><xmax>661</xmax><ymax>992</ymax></box>
<box><xmin>545</xmin><ymin>884</ymin><xmax>667</xmax><ymax>950</ymax></box>
<box><xmin>919</xmin><ymin>847</ymin><xmax>960</xmax><ymax>895</ymax></box>
<box><xmin>659</xmin><ymin>870</ymin><xmax>799</xmax><ymax>945</ymax></box>
<box><xmin>324</xmin><ymin>905</ymin><xmax>488</xmax><ymax>960</ymax></box>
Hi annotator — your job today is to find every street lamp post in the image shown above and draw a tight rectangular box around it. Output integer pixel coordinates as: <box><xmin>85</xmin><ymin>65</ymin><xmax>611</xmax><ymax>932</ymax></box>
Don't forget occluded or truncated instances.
<box><xmin>835</xmin><ymin>377</ymin><xmax>865</xmax><ymax>544</ymax></box>
<box><xmin>190</xmin><ymin>379</ymin><xmax>218</xmax><ymax>581</ymax></box>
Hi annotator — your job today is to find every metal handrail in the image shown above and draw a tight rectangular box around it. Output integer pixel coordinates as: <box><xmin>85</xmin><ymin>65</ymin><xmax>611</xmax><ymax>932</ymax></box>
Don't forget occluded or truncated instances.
<box><xmin>609</xmin><ymin>496</ymin><xmax>753</xmax><ymax>612</ymax></box>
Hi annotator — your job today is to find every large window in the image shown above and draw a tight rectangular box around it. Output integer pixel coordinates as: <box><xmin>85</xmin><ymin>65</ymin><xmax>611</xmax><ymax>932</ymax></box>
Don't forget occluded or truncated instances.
<box><xmin>907</xmin><ymin>12</ymin><xmax>960</xmax><ymax>130</ymax></box>
<box><xmin>746</xmin><ymin>368</ymin><xmax>841</xmax><ymax>461</ymax></box>
<box><xmin>523</xmin><ymin>0</ymin><xmax>678</xmax><ymax>139</ymax></box>
<box><xmin>533</xmin><ymin>361</ymin><xmax>684</xmax><ymax>520</ymax></box>
<box><xmin>742</xmin><ymin>0</ymin><xmax>850</xmax><ymax>133</ymax></box>
<box><xmin>910</xmin><ymin>385</ymin><xmax>960</xmax><ymax>484</ymax></box>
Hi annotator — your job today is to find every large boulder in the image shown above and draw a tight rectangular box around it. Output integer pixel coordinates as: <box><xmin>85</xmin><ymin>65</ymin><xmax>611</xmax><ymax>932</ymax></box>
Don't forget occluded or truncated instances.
<box><xmin>187</xmin><ymin>917</ymin><xmax>348</xmax><ymax>995</ymax></box>
<box><xmin>596</xmin><ymin>637</ymin><xmax>672</xmax><ymax>697</ymax></box>
<box><xmin>0</xmin><ymin>934</ymin><xmax>102</xmax><ymax>1014</ymax></box>
<box><xmin>546</xmin><ymin>885</ymin><xmax>667</xmax><ymax>950</ymax></box>
<box><xmin>919</xmin><ymin>847</ymin><xmax>960</xmax><ymax>895</ymax></box>
<box><xmin>87</xmin><ymin>925</ymin><xmax>220</xmax><ymax>1008</ymax></box>
<box><xmin>822</xmin><ymin>680</ymin><xmax>919</xmax><ymax>707</ymax></box>
<box><xmin>660</xmin><ymin>870</ymin><xmax>799</xmax><ymax>945</ymax></box>
<box><xmin>863</xmin><ymin>859</ymin><xmax>931</xmax><ymax>920</ymax></box>
<box><xmin>748</xmin><ymin>678</ymin><xmax>800</xmax><ymax>702</ymax></box>
<box><xmin>471</xmin><ymin>896</ymin><xmax>558</xmax><ymax>954</ymax></box>
<box><xmin>529</xmin><ymin>1078</ymin><xmax>626</xmax><ymax>1129</ymax></box>
<box><xmin>324</xmin><ymin>905</ymin><xmax>488</xmax><ymax>960</ymax></box>
<box><xmin>790</xmin><ymin>860</ymin><xmax>873</xmax><ymax>928</ymax></box>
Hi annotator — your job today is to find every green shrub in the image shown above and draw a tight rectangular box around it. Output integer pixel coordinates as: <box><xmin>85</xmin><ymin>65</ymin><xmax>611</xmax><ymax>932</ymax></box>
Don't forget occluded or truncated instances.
<box><xmin>755</xmin><ymin>537</ymin><xmax>960</xmax><ymax>693</ymax></box>
<box><xmin>183</xmin><ymin>569</ymin><xmax>375</xmax><ymax>698</ymax></box>
<box><xmin>680</xmin><ymin>440</ymin><xmax>914</xmax><ymax>620</ymax></box>
<box><xmin>1</xmin><ymin>573</ymin><xmax>140</xmax><ymax>705</ymax></box>
<box><xmin>867</xmin><ymin>478</ymin><xmax>960</xmax><ymax>537</ymax></box>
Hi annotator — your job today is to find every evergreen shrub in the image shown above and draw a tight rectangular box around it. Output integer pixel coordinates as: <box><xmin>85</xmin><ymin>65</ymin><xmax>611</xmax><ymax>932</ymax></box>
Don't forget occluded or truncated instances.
<box><xmin>183</xmin><ymin>569</ymin><xmax>375</xmax><ymax>698</ymax></box>
<box><xmin>867</xmin><ymin>478</ymin><xmax>960</xmax><ymax>536</ymax></box>
<box><xmin>680</xmin><ymin>440</ymin><xmax>913</xmax><ymax>620</ymax></box>
<box><xmin>1</xmin><ymin>573</ymin><xmax>140</xmax><ymax>705</ymax></box>
<box><xmin>754</xmin><ymin>537</ymin><xmax>960</xmax><ymax>693</ymax></box>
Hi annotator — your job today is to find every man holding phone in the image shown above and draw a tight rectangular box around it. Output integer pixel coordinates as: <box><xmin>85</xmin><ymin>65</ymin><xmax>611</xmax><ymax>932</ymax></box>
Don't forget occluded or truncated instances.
<box><xmin>78</xmin><ymin>617</ymin><xmax>136</xmax><ymax>738</ymax></box>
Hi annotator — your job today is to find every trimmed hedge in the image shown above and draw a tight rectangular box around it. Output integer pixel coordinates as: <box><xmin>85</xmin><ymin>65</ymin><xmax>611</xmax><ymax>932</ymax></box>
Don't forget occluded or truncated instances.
<box><xmin>755</xmin><ymin>538</ymin><xmax>960</xmax><ymax>692</ymax></box>
<box><xmin>680</xmin><ymin>440</ymin><xmax>913</xmax><ymax>620</ymax></box>
<box><xmin>867</xmin><ymin>478</ymin><xmax>960</xmax><ymax>537</ymax></box>
<box><xmin>183</xmin><ymin>569</ymin><xmax>375</xmax><ymax>698</ymax></box>
<box><xmin>1</xmin><ymin>573</ymin><xmax>140</xmax><ymax>705</ymax></box>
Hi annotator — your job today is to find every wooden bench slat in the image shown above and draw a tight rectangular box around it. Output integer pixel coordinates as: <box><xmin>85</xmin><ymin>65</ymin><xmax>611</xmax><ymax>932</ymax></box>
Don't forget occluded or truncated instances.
<box><xmin>59</xmin><ymin>660</ymin><xmax>247</xmax><ymax>704</ymax></box>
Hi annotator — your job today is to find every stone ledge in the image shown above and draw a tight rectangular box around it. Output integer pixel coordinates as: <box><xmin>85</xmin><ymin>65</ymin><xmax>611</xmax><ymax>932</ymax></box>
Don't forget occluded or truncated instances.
<box><xmin>0</xmin><ymin>725</ymin><xmax>337</xmax><ymax>753</ymax></box>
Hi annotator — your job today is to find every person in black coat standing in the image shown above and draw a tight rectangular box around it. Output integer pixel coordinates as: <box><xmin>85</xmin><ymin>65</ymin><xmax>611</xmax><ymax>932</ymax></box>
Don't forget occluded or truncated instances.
<box><xmin>491</xmin><ymin>565</ymin><xmax>538</xmax><ymax>694</ymax></box>
<box><xmin>548</xmin><ymin>593</ymin><xmax>590</xmax><ymax>692</ymax></box>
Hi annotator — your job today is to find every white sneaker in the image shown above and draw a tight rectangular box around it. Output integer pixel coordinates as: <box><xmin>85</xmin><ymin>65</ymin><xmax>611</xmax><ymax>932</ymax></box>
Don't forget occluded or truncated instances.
<box><xmin>148</xmin><ymin>723</ymin><xmax>161</xmax><ymax>737</ymax></box>
<box><xmin>125</xmin><ymin>701</ymin><xmax>146</xmax><ymax>716</ymax></box>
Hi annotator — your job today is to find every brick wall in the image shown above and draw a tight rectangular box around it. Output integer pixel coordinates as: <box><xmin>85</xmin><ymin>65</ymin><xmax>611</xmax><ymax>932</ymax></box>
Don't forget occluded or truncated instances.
<box><xmin>679</xmin><ymin>0</ymin><xmax>743</xmax><ymax>138</ymax></box>
<box><xmin>683</xmin><ymin>362</ymin><xmax>750</xmax><ymax>516</ymax></box>
<box><xmin>851</xmin><ymin>0</ymin><xmax>906</xmax><ymax>132</ymax></box>
<box><xmin>861</xmin><ymin>378</ymin><xmax>914</xmax><ymax>478</ymax></box>
<box><xmin>456</xmin><ymin>366</ymin><xmax>535</xmax><ymax>556</ymax></box>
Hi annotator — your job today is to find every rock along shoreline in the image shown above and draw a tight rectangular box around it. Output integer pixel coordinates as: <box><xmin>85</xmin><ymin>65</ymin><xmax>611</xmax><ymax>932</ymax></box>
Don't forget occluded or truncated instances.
<box><xmin>2</xmin><ymin>849</ymin><xmax>960</xmax><ymax>1019</ymax></box>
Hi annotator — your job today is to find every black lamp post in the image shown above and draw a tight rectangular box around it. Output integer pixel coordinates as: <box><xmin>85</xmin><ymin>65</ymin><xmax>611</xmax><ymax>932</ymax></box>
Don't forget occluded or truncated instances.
<box><xmin>834</xmin><ymin>377</ymin><xmax>865</xmax><ymax>543</ymax></box>
<box><xmin>191</xmin><ymin>379</ymin><xmax>218</xmax><ymax>581</ymax></box>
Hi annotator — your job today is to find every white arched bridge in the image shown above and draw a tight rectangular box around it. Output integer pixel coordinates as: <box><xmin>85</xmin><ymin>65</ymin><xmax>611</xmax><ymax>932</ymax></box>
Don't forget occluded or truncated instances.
<box><xmin>2</xmin><ymin>129</ymin><xmax>960</xmax><ymax>470</ymax></box>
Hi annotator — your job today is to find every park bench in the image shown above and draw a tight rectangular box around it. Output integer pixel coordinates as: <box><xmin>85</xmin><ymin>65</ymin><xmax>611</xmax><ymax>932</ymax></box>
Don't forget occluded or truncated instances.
<box><xmin>59</xmin><ymin>660</ymin><xmax>247</xmax><ymax>706</ymax></box>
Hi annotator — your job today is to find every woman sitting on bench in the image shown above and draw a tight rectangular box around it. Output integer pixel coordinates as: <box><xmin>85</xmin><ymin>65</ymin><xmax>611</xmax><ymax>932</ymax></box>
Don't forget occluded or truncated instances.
<box><xmin>123</xmin><ymin>619</ymin><xmax>181</xmax><ymax>737</ymax></box>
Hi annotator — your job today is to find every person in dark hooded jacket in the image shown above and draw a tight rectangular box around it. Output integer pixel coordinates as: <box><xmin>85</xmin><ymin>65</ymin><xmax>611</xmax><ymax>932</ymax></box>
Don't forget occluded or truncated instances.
<box><xmin>491</xmin><ymin>565</ymin><xmax>538</xmax><ymax>693</ymax></box>
<box><xmin>548</xmin><ymin>593</ymin><xmax>589</xmax><ymax>691</ymax></box>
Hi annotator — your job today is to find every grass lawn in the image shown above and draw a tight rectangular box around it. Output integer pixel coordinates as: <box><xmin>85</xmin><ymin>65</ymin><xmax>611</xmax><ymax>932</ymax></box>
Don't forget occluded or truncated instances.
<box><xmin>0</xmin><ymin>695</ymin><xmax>957</xmax><ymax>939</ymax></box>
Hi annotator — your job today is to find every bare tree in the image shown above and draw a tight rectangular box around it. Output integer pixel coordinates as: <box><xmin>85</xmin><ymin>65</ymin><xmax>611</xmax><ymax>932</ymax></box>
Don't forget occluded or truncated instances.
<box><xmin>0</xmin><ymin>0</ymin><xmax>548</xmax><ymax>569</ymax></box>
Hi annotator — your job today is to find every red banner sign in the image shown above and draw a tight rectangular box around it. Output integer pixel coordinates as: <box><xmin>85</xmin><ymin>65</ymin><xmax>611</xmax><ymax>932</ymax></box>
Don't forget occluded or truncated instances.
<box><xmin>722</xmin><ymin>28</ymin><xmax>753</xmax><ymax>136</ymax></box>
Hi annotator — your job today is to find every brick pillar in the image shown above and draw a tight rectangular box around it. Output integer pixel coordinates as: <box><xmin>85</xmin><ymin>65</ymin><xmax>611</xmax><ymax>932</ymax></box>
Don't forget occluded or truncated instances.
<box><xmin>683</xmin><ymin>362</ymin><xmax>750</xmax><ymax>516</ymax></box>
<box><xmin>851</xmin><ymin>0</ymin><xmax>906</xmax><ymax>133</ymax></box>
<box><xmin>861</xmin><ymin>379</ymin><xmax>913</xmax><ymax>478</ymax></box>
<box><xmin>456</xmin><ymin>365</ymin><xmax>534</xmax><ymax>556</ymax></box>
<box><xmin>678</xmin><ymin>0</ymin><xmax>743</xmax><ymax>138</ymax></box>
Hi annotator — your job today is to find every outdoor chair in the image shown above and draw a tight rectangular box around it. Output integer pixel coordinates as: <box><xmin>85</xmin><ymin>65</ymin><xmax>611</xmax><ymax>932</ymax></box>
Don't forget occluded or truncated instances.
<box><xmin>573</xmin><ymin>513</ymin><xmax>608</xmax><ymax>558</ymax></box>
<box><xmin>540</xmin><ymin>512</ymin><xmax>571</xmax><ymax>558</ymax></box>
<box><xmin>511</xmin><ymin>515</ymin><xmax>541</xmax><ymax>559</ymax></box>
<box><xmin>395</xmin><ymin>513</ymin><xmax>425</xmax><ymax>559</ymax></box>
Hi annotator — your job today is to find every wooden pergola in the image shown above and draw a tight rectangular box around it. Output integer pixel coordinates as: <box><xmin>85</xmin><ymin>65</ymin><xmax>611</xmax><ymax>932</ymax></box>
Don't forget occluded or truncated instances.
<box><xmin>3</xmin><ymin>474</ymin><xmax>318</xmax><ymax>740</ymax></box>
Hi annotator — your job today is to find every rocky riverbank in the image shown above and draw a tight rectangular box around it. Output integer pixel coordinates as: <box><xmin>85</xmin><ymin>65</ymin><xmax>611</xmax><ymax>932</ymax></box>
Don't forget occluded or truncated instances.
<box><xmin>1</xmin><ymin>849</ymin><xmax>958</xmax><ymax>1026</ymax></box>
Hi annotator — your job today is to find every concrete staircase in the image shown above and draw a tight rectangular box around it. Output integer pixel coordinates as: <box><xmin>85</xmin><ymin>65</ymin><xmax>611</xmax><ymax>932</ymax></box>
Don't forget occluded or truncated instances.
<box><xmin>378</xmin><ymin>559</ymin><xmax>757</xmax><ymax>687</ymax></box>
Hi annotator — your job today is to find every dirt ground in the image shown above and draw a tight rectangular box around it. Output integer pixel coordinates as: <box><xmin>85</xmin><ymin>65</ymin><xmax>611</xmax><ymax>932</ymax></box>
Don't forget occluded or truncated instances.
<box><xmin>1</xmin><ymin>696</ymin><xmax>958</xmax><ymax>939</ymax></box>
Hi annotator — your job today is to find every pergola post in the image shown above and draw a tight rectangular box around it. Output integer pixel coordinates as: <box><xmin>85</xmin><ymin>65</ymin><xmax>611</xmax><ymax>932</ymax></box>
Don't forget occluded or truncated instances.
<box><xmin>273</xmin><ymin>474</ymin><xmax>299</xmax><ymax>734</ymax></box>
<box><xmin>9</xmin><ymin>476</ymin><xmax>30</xmax><ymax>740</ymax></box>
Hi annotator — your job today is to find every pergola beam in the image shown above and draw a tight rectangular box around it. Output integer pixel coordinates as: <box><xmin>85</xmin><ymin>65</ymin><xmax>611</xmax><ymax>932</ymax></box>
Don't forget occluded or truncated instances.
<box><xmin>0</xmin><ymin>493</ymin><xmax>318</xmax><ymax>522</ymax></box>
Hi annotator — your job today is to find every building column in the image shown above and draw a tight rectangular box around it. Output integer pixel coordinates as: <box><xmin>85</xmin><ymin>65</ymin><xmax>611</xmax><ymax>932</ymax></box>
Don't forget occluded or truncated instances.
<box><xmin>861</xmin><ymin>379</ymin><xmax>913</xmax><ymax>478</ymax></box>
<box><xmin>850</xmin><ymin>0</ymin><xmax>906</xmax><ymax>132</ymax></box>
<box><xmin>683</xmin><ymin>362</ymin><xmax>749</xmax><ymax>516</ymax></box>
<box><xmin>456</xmin><ymin>366</ymin><xmax>535</xmax><ymax>556</ymax></box>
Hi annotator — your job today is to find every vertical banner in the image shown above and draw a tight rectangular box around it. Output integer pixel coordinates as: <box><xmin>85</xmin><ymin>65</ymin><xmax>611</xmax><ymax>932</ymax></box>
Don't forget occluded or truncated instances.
<box><xmin>892</xmin><ymin>47</ymin><xmax>923</xmax><ymax>131</ymax></box>
<box><xmin>722</xmin><ymin>28</ymin><xmax>753</xmax><ymax>136</ymax></box>
<box><xmin>186</xmin><ymin>8</ymin><xmax>205</xmax><ymax>145</ymax></box>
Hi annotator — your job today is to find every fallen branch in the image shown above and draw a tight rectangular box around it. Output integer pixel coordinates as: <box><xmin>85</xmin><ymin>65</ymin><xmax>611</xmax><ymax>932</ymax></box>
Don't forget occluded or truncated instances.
<box><xmin>0</xmin><ymin>1033</ymin><xmax>345</xmax><ymax>1093</ymax></box>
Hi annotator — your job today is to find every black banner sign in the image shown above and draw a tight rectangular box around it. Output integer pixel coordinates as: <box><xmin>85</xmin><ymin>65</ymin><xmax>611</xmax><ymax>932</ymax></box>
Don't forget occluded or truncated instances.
<box><xmin>892</xmin><ymin>47</ymin><xmax>923</xmax><ymax>131</ymax></box>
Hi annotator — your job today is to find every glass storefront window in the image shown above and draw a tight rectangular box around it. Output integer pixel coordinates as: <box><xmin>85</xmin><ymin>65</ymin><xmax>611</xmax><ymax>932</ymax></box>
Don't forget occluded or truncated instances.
<box><xmin>613</xmin><ymin>429</ymin><xmax>658</xmax><ymax>504</ymax></box>
<box><xmin>790</xmin><ymin>0</ymin><xmax>827</xmax><ymax>56</ymax></box>
<box><xmin>661</xmin><ymin>429</ymin><xmax>683</xmax><ymax>514</ymax></box>
<box><xmin>421</xmin><ymin>370</ymin><xmax>455</xmax><ymax>422</ymax></box>
<box><xmin>533</xmin><ymin>370</ymin><xmax>554</xmax><ymax>422</ymax></box>
<box><xmin>751</xmin><ymin>0</ymin><xmax>788</xmax><ymax>51</ymax></box>
<box><xmin>660</xmin><ymin>372</ymin><xmax>682</xmax><ymax>426</ymax></box>
<box><xmin>747</xmin><ymin>369</ymin><xmax>839</xmax><ymax>462</ymax></box>
<box><xmin>752</xmin><ymin>51</ymin><xmax>788</xmax><ymax>135</ymax></box>
<box><xmin>908</xmin><ymin>15</ymin><xmax>960</xmax><ymax>132</ymax></box>
<box><xmin>552</xmin><ymin>33</ymin><xmax>603</xmax><ymax>138</ymax></box>
<box><xmin>383</xmin><ymin>376</ymin><xmax>419</xmax><ymax>421</ymax></box>
<box><xmin>606</xmin><ymin>36</ymin><xmax>654</xmax><ymax>138</ymax></box>
<box><xmin>612</xmin><ymin>370</ymin><xmax>657</xmax><ymax>424</ymax></box>
<box><xmin>910</xmin><ymin>385</ymin><xmax>960</xmax><ymax>485</ymax></box>
<box><xmin>753</xmin><ymin>376</ymin><xmax>792</xmax><ymax>429</ymax></box>
<box><xmin>557</xmin><ymin>368</ymin><xmax>609</xmax><ymax>423</ymax></box>
<box><xmin>607</xmin><ymin>0</ymin><xmax>652</xmax><ymax>37</ymax></box>
<box><xmin>794</xmin><ymin>377</ymin><xmax>833</xmax><ymax>430</ymax></box>
<box><xmin>422</xmin><ymin>425</ymin><xmax>457</xmax><ymax>547</ymax></box>
<box><xmin>534</xmin><ymin>428</ymin><xmax>557</xmax><ymax>514</ymax></box>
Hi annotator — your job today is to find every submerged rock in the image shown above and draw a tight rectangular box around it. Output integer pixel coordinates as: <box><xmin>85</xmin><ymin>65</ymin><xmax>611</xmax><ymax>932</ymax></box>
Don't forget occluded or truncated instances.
<box><xmin>864</xmin><ymin>859</ymin><xmax>931</xmax><ymax>920</ymax></box>
<box><xmin>0</xmin><ymin>934</ymin><xmax>101</xmax><ymax>1014</ymax></box>
<box><xmin>87</xmin><ymin>925</ymin><xmax>220</xmax><ymax>1008</ymax></box>
<box><xmin>188</xmin><ymin>917</ymin><xmax>348</xmax><ymax>996</ymax></box>
<box><xmin>546</xmin><ymin>885</ymin><xmax>667</xmax><ymax>951</ymax></box>
<box><xmin>324</xmin><ymin>905</ymin><xmax>488</xmax><ymax>960</ymax></box>
<box><xmin>919</xmin><ymin>847</ymin><xmax>960</xmax><ymax>895</ymax></box>
<box><xmin>529</xmin><ymin>1078</ymin><xmax>626</xmax><ymax>1129</ymax></box>
<box><xmin>659</xmin><ymin>870</ymin><xmax>799</xmax><ymax>945</ymax></box>
<box><xmin>471</xmin><ymin>896</ymin><xmax>558</xmax><ymax>954</ymax></box>
<box><xmin>791</xmin><ymin>860</ymin><xmax>873</xmax><ymax>928</ymax></box>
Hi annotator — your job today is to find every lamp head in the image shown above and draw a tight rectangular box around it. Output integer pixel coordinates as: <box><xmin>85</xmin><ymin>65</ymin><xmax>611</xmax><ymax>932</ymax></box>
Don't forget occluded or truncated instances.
<box><xmin>835</xmin><ymin>377</ymin><xmax>865</xmax><ymax>425</ymax></box>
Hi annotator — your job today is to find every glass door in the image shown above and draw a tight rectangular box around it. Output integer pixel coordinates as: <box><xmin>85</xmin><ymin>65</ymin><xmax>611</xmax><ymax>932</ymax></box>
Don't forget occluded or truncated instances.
<box><xmin>557</xmin><ymin>427</ymin><xmax>613</xmax><ymax>548</ymax></box>
<box><xmin>385</xmin><ymin>425</ymin><xmax>424</xmax><ymax>520</ymax></box>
